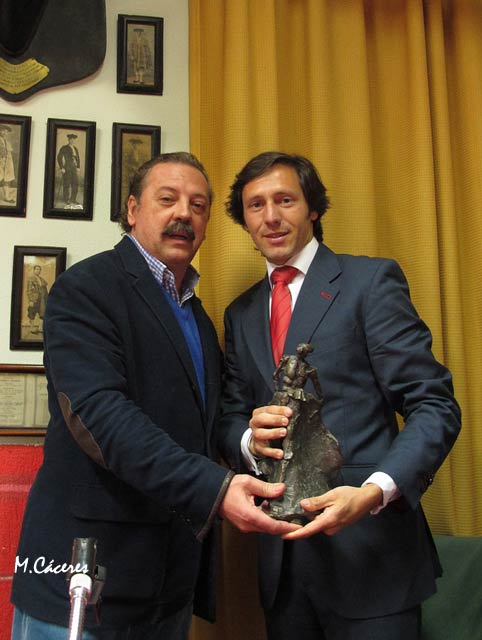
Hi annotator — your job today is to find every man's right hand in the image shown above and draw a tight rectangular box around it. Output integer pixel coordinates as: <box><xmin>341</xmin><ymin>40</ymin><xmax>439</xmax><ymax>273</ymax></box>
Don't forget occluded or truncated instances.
<box><xmin>219</xmin><ymin>474</ymin><xmax>300</xmax><ymax>536</ymax></box>
<box><xmin>248</xmin><ymin>405</ymin><xmax>292</xmax><ymax>459</ymax></box>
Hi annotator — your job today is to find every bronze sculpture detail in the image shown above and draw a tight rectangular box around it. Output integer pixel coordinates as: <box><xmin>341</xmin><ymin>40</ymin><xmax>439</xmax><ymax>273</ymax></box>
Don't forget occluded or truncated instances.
<box><xmin>259</xmin><ymin>343</ymin><xmax>343</xmax><ymax>523</ymax></box>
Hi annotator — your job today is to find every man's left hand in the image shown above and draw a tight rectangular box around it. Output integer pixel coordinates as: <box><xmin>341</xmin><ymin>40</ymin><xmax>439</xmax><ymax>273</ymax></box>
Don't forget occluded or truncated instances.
<box><xmin>282</xmin><ymin>484</ymin><xmax>383</xmax><ymax>540</ymax></box>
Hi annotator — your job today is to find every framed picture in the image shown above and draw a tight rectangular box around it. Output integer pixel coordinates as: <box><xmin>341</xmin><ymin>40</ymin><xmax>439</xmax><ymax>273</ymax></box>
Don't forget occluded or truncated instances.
<box><xmin>117</xmin><ymin>15</ymin><xmax>164</xmax><ymax>95</ymax></box>
<box><xmin>43</xmin><ymin>118</ymin><xmax>96</xmax><ymax>220</ymax></box>
<box><xmin>110</xmin><ymin>122</ymin><xmax>161</xmax><ymax>221</ymax></box>
<box><xmin>10</xmin><ymin>245</ymin><xmax>67</xmax><ymax>350</ymax></box>
<box><xmin>0</xmin><ymin>364</ymin><xmax>49</xmax><ymax>435</ymax></box>
<box><xmin>0</xmin><ymin>114</ymin><xmax>31</xmax><ymax>217</ymax></box>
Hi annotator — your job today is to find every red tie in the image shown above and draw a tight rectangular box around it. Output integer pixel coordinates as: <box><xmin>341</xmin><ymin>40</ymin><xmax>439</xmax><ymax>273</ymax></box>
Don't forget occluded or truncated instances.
<box><xmin>270</xmin><ymin>266</ymin><xmax>299</xmax><ymax>365</ymax></box>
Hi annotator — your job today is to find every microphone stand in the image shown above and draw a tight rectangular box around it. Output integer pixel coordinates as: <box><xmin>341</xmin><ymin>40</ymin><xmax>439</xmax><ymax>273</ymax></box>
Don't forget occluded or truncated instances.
<box><xmin>67</xmin><ymin>538</ymin><xmax>106</xmax><ymax>640</ymax></box>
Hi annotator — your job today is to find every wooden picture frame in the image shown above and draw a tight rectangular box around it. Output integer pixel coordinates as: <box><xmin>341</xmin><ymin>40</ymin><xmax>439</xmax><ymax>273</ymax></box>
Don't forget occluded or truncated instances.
<box><xmin>10</xmin><ymin>246</ymin><xmax>67</xmax><ymax>350</ymax></box>
<box><xmin>0</xmin><ymin>364</ymin><xmax>48</xmax><ymax>435</ymax></box>
<box><xmin>0</xmin><ymin>114</ymin><xmax>31</xmax><ymax>217</ymax></box>
<box><xmin>110</xmin><ymin>122</ymin><xmax>161</xmax><ymax>221</ymax></box>
<box><xmin>43</xmin><ymin>118</ymin><xmax>96</xmax><ymax>220</ymax></box>
<box><xmin>117</xmin><ymin>15</ymin><xmax>164</xmax><ymax>95</ymax></box>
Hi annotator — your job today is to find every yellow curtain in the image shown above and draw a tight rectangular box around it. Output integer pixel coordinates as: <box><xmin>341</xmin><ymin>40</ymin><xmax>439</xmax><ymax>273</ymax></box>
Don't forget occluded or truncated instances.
<box><xmin>189</xmin><ymin>1</ymin><xmax>482</xmax><ymax>638</ymax></box>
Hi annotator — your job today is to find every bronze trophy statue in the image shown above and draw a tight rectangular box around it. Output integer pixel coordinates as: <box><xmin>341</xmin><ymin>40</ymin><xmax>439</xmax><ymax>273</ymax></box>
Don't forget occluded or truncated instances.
<box><xmin>259</xmin><ymin>343</ymin><xmax>343</xmax><ymax>524</ymax></box>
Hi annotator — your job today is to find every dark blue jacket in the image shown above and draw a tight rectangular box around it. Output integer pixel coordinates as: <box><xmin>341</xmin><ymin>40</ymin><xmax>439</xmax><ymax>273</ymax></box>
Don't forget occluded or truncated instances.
<box><xmin>12</xmin><ymin>236</ymin><xmax>230</xmax><ymax>628</ymax></box>
<box><xmin>220</xmin><ymin>242</ymin><xmax>461</xmax><ymax>618</ymax></box>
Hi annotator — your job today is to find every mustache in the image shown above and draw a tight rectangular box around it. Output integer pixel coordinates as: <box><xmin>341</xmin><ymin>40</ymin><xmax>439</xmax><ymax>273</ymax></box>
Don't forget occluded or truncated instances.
<box><xmin>162</xmin><ymin>221</ymin><xmax>195</xmax><ymax>241</ymax></box>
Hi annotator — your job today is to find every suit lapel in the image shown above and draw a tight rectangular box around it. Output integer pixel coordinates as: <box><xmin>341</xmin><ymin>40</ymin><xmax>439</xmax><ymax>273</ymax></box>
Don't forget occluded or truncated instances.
<box><xmin>241</xmin><ymin>244</ymin><xmax>342</xmax><ymax>388</ymax></box>
<box><xmin>115</xmin><ymin>237</ymin><xmax>204</xmax><ymax>412</ymax></box>
<box><xmin>285</xmin><ymin>243</ymin><xmax>341</xmax><ymax>354</ymax></box>
<box><xmin>243</xmin><ymin>276</ymin><xmax>276</xmax><ymax>390</ymax></box>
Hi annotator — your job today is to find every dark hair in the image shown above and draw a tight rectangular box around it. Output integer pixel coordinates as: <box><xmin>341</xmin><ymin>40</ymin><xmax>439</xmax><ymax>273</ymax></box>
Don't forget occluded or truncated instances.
<box><xmin>226</xmin><ymin>152</ymin><xmax>330</xmax><ymax>242</ymax></box>
<box><xmin>118</xmin><ymin>152</ymin><xmax>213</xmax><ymax>233</ymax></box>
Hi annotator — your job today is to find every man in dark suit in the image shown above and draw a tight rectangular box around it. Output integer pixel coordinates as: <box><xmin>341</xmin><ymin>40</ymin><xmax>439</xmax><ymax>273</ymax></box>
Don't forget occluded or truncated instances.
<box><xmin>220</xmin><ymin>152</ymin><xmax>461</xmax><ymax>640</ymax></box>
<box><xmin>57</xmin><ymin>132</ymin><xmax>81</xmax><ymax>208</ymax></box>
<box><xmin>11</xmin><ymin>152</ymin><xmax>297</xmax><ymax>640</ymax></box>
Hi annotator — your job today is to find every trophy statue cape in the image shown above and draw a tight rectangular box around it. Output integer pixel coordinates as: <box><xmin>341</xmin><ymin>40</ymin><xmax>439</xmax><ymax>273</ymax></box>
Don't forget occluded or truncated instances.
<box><xmin>0</xmin><ymin>0</ymin><xmax>106</xmax><ymax>102</ymax></box>
<box><xmin>259</xmin><ymin>343</ymin><xmax>343</xmax><ymax>523</ymax></box>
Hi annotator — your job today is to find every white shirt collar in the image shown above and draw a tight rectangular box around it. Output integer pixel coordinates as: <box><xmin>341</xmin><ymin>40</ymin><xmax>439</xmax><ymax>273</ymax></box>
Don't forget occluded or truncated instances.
<box><xmin>266</xmin><ymin>236</ymin><xmax>319</xmax><ymax>287</ymax></box>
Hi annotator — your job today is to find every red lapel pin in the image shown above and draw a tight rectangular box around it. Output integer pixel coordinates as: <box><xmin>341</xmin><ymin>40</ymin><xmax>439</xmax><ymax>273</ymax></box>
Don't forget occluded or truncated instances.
<box><xmin>320</xmin><ymin>291</ymin><xmax>332</xmax><ymax>299</ymax></box>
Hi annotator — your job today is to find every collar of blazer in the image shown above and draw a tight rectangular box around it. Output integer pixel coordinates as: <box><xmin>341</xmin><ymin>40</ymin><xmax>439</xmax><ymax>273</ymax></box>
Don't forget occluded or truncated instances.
<box><xmin>115</xmin><ymin>237</ymin><xmax>214</xmax><ymax>419</ymax></box>
<box><xmin>243</xmin><ymin>242</ymin><xmax>341</xmax><ymax>391</ymax></box>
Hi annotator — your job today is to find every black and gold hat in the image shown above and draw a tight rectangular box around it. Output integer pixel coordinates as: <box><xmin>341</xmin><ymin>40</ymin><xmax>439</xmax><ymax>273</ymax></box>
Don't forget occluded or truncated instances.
<box><xmin>0</xmin><ymin>0</ymin><xmax>106</xmax><ymax>102</ymax></box>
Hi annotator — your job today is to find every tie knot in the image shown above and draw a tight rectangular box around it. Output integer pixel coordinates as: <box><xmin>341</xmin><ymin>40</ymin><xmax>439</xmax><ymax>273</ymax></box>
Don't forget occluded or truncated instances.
<box><xmin>271</xmin><ymin>266</ymin><xmax>299</xmax><ymax>286</ymax></box>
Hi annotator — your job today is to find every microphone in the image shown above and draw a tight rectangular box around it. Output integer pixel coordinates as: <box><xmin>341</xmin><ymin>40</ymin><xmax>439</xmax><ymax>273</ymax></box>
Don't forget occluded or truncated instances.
<box><xmin>67</xmin><ymin>538</ymin><xmax>106</xmax><ymax>640</ymax></box>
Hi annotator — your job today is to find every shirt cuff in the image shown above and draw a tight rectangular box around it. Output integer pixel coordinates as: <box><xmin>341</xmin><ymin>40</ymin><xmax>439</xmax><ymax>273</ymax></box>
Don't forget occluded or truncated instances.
<box><xmin>362</xmin><ymin>471</ymin><xmax>401</xmax><ymax>515</ymax></box>
<box><xmin>240</xmin><ymin>428</ymin><xmax>262</xmax><ymax>475</ymax></box>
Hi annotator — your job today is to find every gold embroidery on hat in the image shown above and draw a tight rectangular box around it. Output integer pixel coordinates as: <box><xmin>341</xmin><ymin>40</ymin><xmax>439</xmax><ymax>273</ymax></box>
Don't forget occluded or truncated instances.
<box><xmin>0</xmin><ymin>57</ymin><xmax>49</xmax><ymax>94</ymax></box>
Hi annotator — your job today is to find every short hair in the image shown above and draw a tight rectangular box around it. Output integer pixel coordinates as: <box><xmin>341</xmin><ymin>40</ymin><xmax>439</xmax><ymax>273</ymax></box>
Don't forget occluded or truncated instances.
<box><xmin>118</xmin><ymin>152</ymin><xmax>213</xmax><ymax>233</ymax></box>
<box><xmin>226</xmin><ymin>152</ymin><xmax>330</xmax><ymax>242</ymax></box>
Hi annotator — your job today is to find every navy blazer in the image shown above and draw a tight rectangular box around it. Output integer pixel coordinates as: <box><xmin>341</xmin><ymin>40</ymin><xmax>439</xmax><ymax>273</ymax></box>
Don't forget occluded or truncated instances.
<box><xmin>12</xmin><ymin>237</ymin><xmax>230</xmax><ymax>627</ymax></box>
<box><xmin>220</xmin><ymin>242</ymin><xmax>461</xmax><ymax>618</ymax></box>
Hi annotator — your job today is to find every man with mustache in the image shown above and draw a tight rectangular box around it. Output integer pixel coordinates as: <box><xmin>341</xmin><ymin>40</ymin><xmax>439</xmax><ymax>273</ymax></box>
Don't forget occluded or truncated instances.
<box><xmin>11</xmin><ymin>153</ymin><xmax>298</xmax><ymax>640</ymax></box>
<box><xmin>220</xmin><ymin>151</ymin><xmax>461</xmax><ymax>640</ymax></box>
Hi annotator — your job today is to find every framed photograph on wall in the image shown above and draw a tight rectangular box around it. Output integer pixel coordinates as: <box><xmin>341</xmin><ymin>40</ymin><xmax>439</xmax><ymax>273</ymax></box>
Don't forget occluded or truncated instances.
<box><xmin>110</xmin><ymin>122</ymin><xmax>161</xmax><ymax>221</ymax></box>
<box><xmin>117</xmin><ymin>15</ymin><xmax>164</xmax><ymax>95</ymax></box>
<box><xmin>0</xmin><ymin>364</ymin><xmax>48</xmax><ymax>435</ymax></box>
<box><xmin>10</xmin><ymin>245</ymin><xmax>67</xmax><ymax>350</ymax></box>
<box><xmin>0</xmin><ymin>114</ymin><xmax>31</xmax><ymax>217</ymax></box>
<box><xmin>43</xmin><ymin>118</ymin><xmax>96</xmax><ymax>220</ymax></box>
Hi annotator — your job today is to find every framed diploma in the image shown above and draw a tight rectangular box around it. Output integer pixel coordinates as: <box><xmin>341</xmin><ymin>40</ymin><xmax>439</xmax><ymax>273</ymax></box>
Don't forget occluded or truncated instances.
<box><xmin>0</xmin><ymin>364</ymin><xmax>49</xmax><ymax>435</ymax></box>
